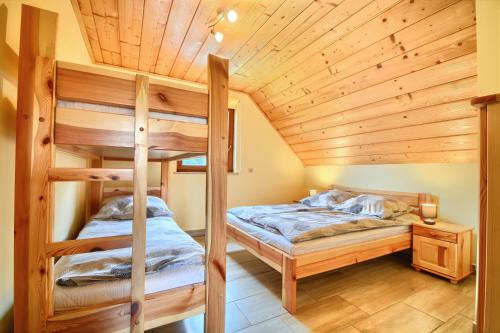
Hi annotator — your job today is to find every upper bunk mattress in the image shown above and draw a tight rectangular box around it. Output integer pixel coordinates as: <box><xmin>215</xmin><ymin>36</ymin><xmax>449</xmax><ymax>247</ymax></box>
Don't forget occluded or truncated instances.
<box><xmin>227</xmin><ymin>213</ymin><xmax>411</xmax><ymax>256</ymax></box>
<box><xmin>54</xmin><ymin>216</ymin><xmax>205</xmax><ymax>311</ymax></box>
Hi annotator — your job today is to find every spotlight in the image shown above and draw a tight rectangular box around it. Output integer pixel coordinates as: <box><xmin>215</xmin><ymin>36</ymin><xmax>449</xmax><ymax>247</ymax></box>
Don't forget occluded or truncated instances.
<box><xmin>212</xmin><ymin>30</ymin><xmax>224</xmax><ymax>43</ymax></box>
<box><xmin>226</xmin><ymin>9</ymin><xmax>238</xmax><ymax>23</ymax></box>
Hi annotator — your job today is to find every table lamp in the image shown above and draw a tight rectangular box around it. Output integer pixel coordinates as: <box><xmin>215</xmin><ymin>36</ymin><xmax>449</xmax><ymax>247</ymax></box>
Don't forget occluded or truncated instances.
<box><xmin>421</xmin><ymin>203</ymin><xmax>438</xmax><ymax>225</ymax></box>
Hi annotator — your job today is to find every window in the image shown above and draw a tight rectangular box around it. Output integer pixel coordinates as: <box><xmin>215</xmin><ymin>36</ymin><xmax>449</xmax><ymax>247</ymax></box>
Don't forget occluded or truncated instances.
<box><xmin>177</xmin><ymin>109</ymin><xmax>235</xmax><ymax>173</ymax></box>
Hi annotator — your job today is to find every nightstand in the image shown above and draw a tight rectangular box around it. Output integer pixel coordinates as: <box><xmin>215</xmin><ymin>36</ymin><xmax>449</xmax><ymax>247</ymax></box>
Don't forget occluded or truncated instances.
<box><xmin>412</xmin><ymin>220</ymin><xmax>473</xmax><ymax>284</ymax></box>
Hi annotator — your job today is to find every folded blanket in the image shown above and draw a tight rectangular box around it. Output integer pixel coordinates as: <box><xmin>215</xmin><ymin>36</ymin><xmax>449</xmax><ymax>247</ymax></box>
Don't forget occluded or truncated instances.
<box><xmin>56</xmin><ymin>217</ymin><xmax>204</xmax><ymax>287</ymax></box>
<box><xmin>229</xmin><ymin>205</ymin><xmax>420</xmax><ymax>243</ymax></box>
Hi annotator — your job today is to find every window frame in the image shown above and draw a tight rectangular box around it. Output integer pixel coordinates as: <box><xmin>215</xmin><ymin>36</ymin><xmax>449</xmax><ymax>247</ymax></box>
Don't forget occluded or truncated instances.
<box><xmin>176</xmin><ymin>108</ymin><xmax>235</xmax><ymax>173</ymax></box>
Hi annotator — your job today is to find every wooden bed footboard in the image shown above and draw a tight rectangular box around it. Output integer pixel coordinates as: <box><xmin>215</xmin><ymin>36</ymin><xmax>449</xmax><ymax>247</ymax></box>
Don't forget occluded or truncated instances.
<box><xmin>227</xmin><ymin>224</ymin><xmax>412</xmax><ymax>314</ymax></box>
<box><xmin>46</xmin><ymin>283</ymin><xmax>205</xmax><ymax>333</ymax></box>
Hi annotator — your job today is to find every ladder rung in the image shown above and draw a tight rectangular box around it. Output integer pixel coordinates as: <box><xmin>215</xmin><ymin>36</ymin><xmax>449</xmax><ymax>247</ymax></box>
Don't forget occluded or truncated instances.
<box><xmin>48</xmin><ymin>168</ymin><xmax>133</xmax><ymax>182</ymax></box>
<box><xmin>46</xmin><ymin>235</ymin><xmax>132</xmax><ymax>257</ymax></box>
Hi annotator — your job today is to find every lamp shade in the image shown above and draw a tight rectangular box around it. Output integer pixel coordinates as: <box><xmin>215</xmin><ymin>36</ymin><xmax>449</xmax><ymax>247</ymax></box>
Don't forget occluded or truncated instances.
<box><xmin>421</xmin><ymin>203</ymin><xmax>437</xmax><ymax>218</ymax></box>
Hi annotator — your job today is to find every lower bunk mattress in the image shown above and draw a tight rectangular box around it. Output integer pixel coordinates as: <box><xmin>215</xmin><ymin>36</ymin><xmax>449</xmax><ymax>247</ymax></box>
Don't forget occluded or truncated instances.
<box><xmin>54</xmin><ymin>216</ymin><xmax>205</xmax><ymax>311</ymax></box>
<box><xmin>227</xmin><ymin>213</ymin><xmax>411</xmax><ymax>256</ymax></box>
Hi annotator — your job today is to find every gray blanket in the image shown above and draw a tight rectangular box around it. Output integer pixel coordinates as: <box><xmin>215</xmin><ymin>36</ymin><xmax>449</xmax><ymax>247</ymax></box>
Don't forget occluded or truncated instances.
<box><xmin>56</xmin><ymin>217</ymin><xmax>204</xmax><ymax>287</ymax></box>
<box><xmin>228</xmin><ymin>205</ymin><xmax>419</xmax><ymax>243</ymax></box>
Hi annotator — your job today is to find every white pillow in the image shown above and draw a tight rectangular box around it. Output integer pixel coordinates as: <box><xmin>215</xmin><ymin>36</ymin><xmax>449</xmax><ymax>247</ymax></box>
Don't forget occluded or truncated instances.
<box><xmin>299</xmin><ymin>189</ymin><xmax>355</xmax><ymax>207</ymax></box>
<box><xmin>93</xmin><ymin>195</ymin><xmax>174</xmax><ymax>220</ymax></box>
<box><xmin>331</xmin><ymin>194</ymin><xmax>414</xmax><ymax>219</ymax></box>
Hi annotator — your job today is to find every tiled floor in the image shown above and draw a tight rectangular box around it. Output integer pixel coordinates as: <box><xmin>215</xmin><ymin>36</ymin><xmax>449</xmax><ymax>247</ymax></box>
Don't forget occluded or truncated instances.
<box><xmin>151</xmin><ymin>241</ymin><xmax>476</xmax><ymax>333</ymax></box>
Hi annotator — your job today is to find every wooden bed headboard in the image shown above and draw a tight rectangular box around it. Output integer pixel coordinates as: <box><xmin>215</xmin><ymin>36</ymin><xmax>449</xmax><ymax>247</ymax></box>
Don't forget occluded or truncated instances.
<box><xmin>332</xmin><ymin>184</ymin><xmax>436</xmax><ymax>217</ymax></box>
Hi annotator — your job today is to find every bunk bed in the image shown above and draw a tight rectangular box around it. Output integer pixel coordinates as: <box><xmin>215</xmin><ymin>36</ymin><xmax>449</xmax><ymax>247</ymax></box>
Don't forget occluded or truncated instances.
<box><xmin>227</xmin><ymin>186</ymin><xmax>433</xmax><ymax>314</ymax></box>
<box><xmin>14</xmin><ymin>6</ymin><xmax>229</xmax><ymax>332</ymax></box>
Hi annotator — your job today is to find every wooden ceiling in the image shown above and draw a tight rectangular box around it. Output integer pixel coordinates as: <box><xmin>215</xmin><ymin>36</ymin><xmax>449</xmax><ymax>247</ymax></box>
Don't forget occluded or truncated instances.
<box><xmin>72</xmin><ymin>0</ymin><xmax>478</xmax><ymax>165</ymax></box>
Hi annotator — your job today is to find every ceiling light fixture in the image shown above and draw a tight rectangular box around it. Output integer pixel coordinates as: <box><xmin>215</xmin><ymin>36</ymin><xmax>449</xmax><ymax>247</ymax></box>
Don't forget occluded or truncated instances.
<box><xmin>226</xmin><ymin>9</ymin><xmax>238</xmax><ymax>23</ymax></box>
<box><xmin>212</xmin><ymin>30</ymin><xmax>224</xmax><ymax>43</ymax></box>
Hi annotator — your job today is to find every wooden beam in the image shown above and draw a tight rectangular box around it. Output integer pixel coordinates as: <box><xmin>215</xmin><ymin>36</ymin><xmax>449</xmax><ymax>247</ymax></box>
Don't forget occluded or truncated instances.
<box><xmin>89</xmin><ymin>158</ymin><xmax>104</xmax><ymax>215</ymax></box>
<box><xmin>56</xmin><ymin>67</ymin><xmax>208</xmax><ymax>117</ymax></box>
<box><xmin>471</xmin><ymin>93</ymin><xmax>500</xmax><ymax>108</ymax></box>
<box><xmin>160</xmin><ymin>161</ymin><xmax>168</xmax><ymax>203</ymax></box>
<box><xmin>130</xmin><ymin>74</ymin><xmax>149</xmax><ymax>332</ymax></box>
<box><xmin>48</xmin><ymin>167</ymin><xmax>133</xmax><ymax>182</ymax></box>
<box><xmin>14</xmin><ymin>5</ymin><xmax>57</xmax><ymax>333</ymax></box>
<box><xmin>205</xmin><ymin>54</ymin><xmax>229</xmax><ymax>333</ymax></box>
<box><xmin>46</xmin><ymin>235</ymin><xmax>132</xmax><ymax>257</ymax></box>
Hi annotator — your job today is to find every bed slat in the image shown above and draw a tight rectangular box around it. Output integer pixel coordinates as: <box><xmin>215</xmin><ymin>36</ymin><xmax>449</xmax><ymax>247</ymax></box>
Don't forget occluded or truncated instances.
<box><xmin>48</xmin><ymin>168</ymin><xmax>133</xmax><ymax>182</ymax></box>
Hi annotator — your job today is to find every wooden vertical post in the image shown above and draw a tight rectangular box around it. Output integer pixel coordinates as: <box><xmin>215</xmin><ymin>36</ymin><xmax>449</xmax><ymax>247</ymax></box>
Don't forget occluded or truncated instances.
<box><xmin>282</xmin><ymin>256</ymin><xmax>297</xmax><ymax>314</ymax></box>
<box><xmin>14</xmin><ymin>5</ymin><xmax>57</xmax><ymax>333</ymax></box>
<box><xmin>89</xmin><ymin>157</ymin><xmax>104</xmax><ymax>215</ymax></box>
<box><xmin>160</xmin><ymin>160</ymin><xmax>169</xmax><ymax>203</ymax></box>
<box><xmin>477</xmin><ymin>106</ymin><xmax>487</xmax><ymax>333</ymax></box>
<box><xmin>130</xmin><ymin>74</ymin><xmax>149</xmax><ymax>333</ymax></box>
<box><xmin>205</xmin><ymin>54</ymin><xmax>229</xmax><ymax>333</ymax></box>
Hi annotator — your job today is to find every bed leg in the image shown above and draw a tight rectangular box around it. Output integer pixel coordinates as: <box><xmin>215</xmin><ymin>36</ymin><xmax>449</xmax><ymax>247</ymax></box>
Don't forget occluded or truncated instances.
<box><xmin>282</xmin><ymin>256</ymin><xmax>297</xmax><ymax>314</ymax></box>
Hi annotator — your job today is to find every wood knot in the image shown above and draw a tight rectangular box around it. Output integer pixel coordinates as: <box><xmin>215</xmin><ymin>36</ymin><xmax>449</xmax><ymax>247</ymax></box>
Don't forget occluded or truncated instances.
<box><xmin>90</xmin><ymin>247</ymin><xmax>103</xmax><ymax>252</ymax></box>
<box><xmin>111</xmin><ymin>175</ymin><xmax>119</xmax><ymax>181</ymax></box>
<box><xmin>39</xmin><ymin>195</ymin><xmax>44</xmax><ymax>201</ymax></box>
<box><xmin>90</xmin><ymin>175</ymin><xmax>99</xmax><ymax>180</ymax></box>
<box><xmin>39</xmin><ymin>267</ymin><xmax>46</xmax><ymax>274</ymax></box>
<box><xmin>39</xmin><ymin>117</ymin><xmax>45</xmax><ymax>122</ymax></box>
<box><xmin>139</xmin><ymin>127</ymin><xmax>144</xmax><ymax>132</ymax></box>
<box><xmin>22</xmin><ymin>114</ymin><xmax>29</xmax><ymax>120</ymax></box>
<box><xmin>158</xmin><ymin>93</ymin><xmax>167</xmax><ymax>102</ymax></box>
<box><xmin>42</xmin><ymin>137</ymin><xmax>51</xmax><ymax>145</ymax></box>
<box><xmin>47</xmin><ymin>79</ymin><xmax>53</xmax><ymax>91</ymax></box>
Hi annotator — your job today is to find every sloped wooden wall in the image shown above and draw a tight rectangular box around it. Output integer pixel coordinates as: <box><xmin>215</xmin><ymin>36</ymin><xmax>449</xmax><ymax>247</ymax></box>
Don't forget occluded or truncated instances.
<box><xmin>250</xmin><ymin>0</ymin><xmax>477</xmax><ymax>165</ymax></box>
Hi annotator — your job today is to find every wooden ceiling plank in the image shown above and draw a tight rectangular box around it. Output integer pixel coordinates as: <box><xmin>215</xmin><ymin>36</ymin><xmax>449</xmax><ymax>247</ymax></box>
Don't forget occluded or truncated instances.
<box><xmin>279</xmin><ymin>76</ymin><xmax>477</xmax><ymax>137</ymax></box>
<box><xmin>234</xmin><ymin>1</ymin><xmax>339</xmax><ymax>78</ymax></box>
<box><xmin>296</xmin><ymin>134</ymin><xmax>479</xmax><ymax>160</ymax></box>
<box><xmin>93</xmin><ymin>0</ymin><xmax>122</xmax><ymax>62</ymax></box>
<box><xmin>271</xmin><ymin>53</ymin><xmax>477</xmax><ymax>127</ymax></box>
<box><xmin>188</xmin><ymin>0</ymin><xmax>288</xmax><ymax>84</ymax></box>
<box><xmin>286</xmin><ymin>100</ymin><xmax>478</xmax><ymax>145</ymax></box>
<box><xmin>90</xmin><ymin>0</ymin><xmax>118</xmax><ymax>17</ymax></box>
<box><xmin>302</xmin><ymin>150</ymin><xmax>478</xmax><ymax>165</ymax></box>
<box><xmin>138</xmin><ymin>0</ymin><xmax>172</xmax><ymax>72</ymax></box>
<box><xmin>168</xmin><ymin>0</ymin><xmax>228</xmax><ymax>78</ymax></box>
<box><xmin>154</xmin><ymin>0</ymin><xmax>200</xmax><ymax>75</ymax></box>
<box><xmin>120</xmin><ymin>42</ymin><xmax>140</xmax><ymax>69</ymax></box>
<box><xmin>255</xmin><ymin>0</ymin><xmax>474</xmax><ymax>106</ymax></box>
<box><xmin>267</xmin><ymin>25</ymin><xmax>476</xmax><ymax>115</ymax></box>
<box><xmin>117</xmin><ymin>0</ymin><xmax>144</xmax><ymax>46</ymax></box>
<box><xmin>291</xmin><ymin>117</ymin><xmax>478</xmax><ymax>153</ymax></box>
<box><xmin>237</xmin><ymin>0</ymin><xmax>397</xmax><ymax>92</ymax></box>
<box><xmin>71</xmin><ymin>0</ymin><xmax>102</xmax><ymax>63</ymax></box>
<box><xmin>249</xmin><ymin>0</ymin><xmax>461</xmax><ymax>94</ymax></box>
<box><xmin>183</xmin><ymin>0</ymin><xmax>264</xmax><ymax>82</ymax></box>
<box><xmin>229</xmin><ymin>0</ymin><xmax>315</xmax><ymax>74</ymax></box>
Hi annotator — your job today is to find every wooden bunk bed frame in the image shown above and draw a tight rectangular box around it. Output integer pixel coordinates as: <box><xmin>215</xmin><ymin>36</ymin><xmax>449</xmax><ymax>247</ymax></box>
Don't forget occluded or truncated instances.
<box><xmin>228</xmin><ymin>185</ymin><xmax>431</xmax><ymax>314</ymax></box>
<box><xmin>14</xmin><ymin>5</ymin><xmax>228</xmax><ymax>333</ymax></box>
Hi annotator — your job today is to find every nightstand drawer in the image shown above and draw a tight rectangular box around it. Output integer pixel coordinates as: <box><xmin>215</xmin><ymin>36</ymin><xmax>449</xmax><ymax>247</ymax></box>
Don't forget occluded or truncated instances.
<box><xmin>413</xmin><ymin>225</ymin><xmax>457</xmax><ymax>243</ymax></box>
<box><xmin>413</xmin><ymin>235</ymin><xmax>457</xmax><ymax>277</ymax></box>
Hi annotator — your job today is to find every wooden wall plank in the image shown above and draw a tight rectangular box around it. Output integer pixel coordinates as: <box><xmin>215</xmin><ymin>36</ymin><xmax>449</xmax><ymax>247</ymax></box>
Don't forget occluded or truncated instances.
<box><xmin>303</xmin><ymin>150</ymin><xmax>478</xmax><ymax>165</ymax></box>
<box><xmin>286</xmin><ymin>100</ymin><xmax>477</xmax><ymax>145</ymax></box>
<box><xmin>205</xmin><ymin>54</ymin><xmax>229</xmax><ymax>333</ymax></box>
<box><xmin>296</xmin><ymin>134</ymin><xmax>479</xmax><ymax>160</ymax></box>
<box><xmin>279</xmin><ymin>77</ymin><xmax>476</xmax><ymax>137</ymax></box>
<box><xmin>14</xmin><ymin>5</ymin><xmax>57</xmax><ymax>333</ymax></box>
<box><xmin>130</xmin><ymin>74</ymin><xmax>149</xmax><ymax>332</ymax></box>
<box><xmin>292</xmin><ymin>117</ymin><xmax>478</xmax><ymax>152</ymax></box>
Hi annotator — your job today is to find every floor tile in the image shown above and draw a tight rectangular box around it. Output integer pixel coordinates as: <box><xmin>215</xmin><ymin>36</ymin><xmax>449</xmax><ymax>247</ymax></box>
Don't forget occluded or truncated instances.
<box><xmin>353</xmin><ymin>302</ymin><xmax>442</xmax><ymax>333</ymax></box>
<box><xmin>287</xmin><ymin>295</ymin><xmax>368</xmax><ymax>333</ymax></box>
<box><xmin>235</xmin><ymin>316</ymin><xmax>293</xmax><ymax>333</ymax></box>
<box><xmin>235</xmin><ymin>291</ymin><xmax>287</xmax><ymax>324</ymax></box>
<box><xmin>226</xmin><ymin>302</ymin><xmax>252</xmax><ymax>333</ymax></box>
<box><xmin>432</xmin><ymin>314</ymin><xmax>474</xmax><ymax>333</ymax></box>
<box><xmin>403</xmin><ymin>283</ymin><xmax>473</xmax><ymax>321</ymax></box>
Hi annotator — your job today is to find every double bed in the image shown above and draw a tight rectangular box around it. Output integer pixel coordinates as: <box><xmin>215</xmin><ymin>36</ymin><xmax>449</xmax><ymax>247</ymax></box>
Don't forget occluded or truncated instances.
<box><xmin>227</xmin><ymin>185</ymin><xmax>430</xmax><ymax>313</ymax></box>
